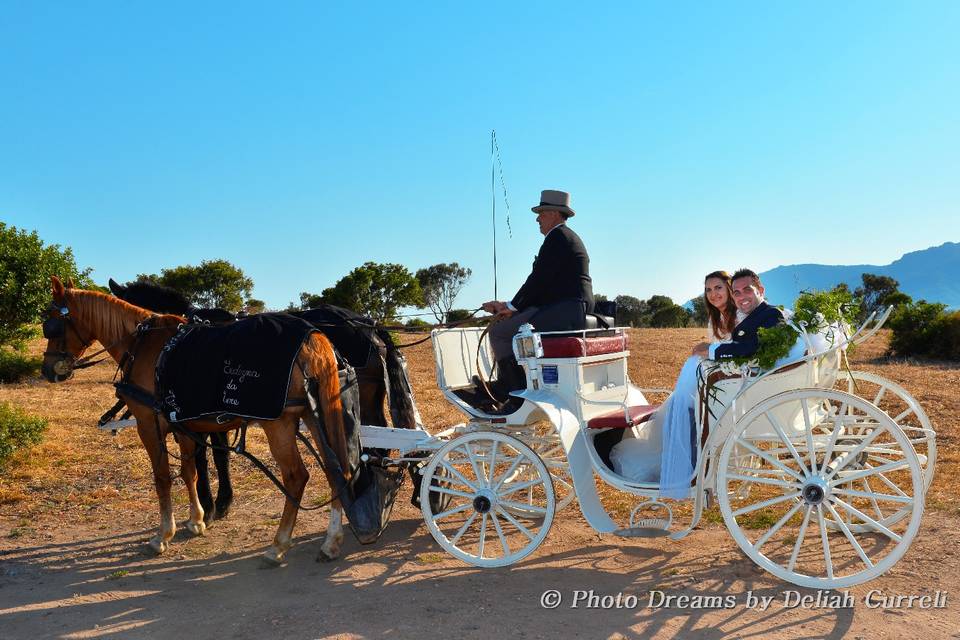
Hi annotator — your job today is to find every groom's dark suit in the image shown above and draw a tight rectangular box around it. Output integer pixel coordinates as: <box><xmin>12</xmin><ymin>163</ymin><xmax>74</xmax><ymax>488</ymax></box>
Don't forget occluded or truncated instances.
<box><xmin>713</xmin><ymin>301</ymin><xmax>785</xmax><ymax>361</ymax></box>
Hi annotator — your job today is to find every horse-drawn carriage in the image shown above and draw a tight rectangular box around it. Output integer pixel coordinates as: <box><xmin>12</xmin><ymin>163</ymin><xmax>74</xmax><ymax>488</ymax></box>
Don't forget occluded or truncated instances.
<box><xmin>43</xmin><ymin>279</ymin><xmax>935</xmax><ymax>589</ymax></box>
<box><xmin>360</xmin><ymin>306</ymin><xmax>936</xmax><ymax>589</ymax></box>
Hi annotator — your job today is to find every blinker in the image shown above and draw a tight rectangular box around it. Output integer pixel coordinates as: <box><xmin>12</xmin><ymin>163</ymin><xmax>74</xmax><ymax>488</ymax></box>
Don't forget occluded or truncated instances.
<box><xmin>42</xmin><ymin>317</ymin><xmax>65</xmax><ymax>339</ymax></box>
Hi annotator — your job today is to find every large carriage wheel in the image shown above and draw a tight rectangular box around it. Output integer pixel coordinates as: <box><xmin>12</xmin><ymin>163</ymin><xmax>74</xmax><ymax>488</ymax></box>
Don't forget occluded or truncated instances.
<box><xmin>827</xmin><ymin>371</ymin><xmax>936</xmax><ymax>531</ymax></box>
<box><xmin>717</xmin><ymin>389</ymin><xmax>923</xmax><ymax>588</ymax></box>
<box><xmin>419</xmin><ymin>431</ymin><xmax>555</xmax><ymax>567</ymax></box>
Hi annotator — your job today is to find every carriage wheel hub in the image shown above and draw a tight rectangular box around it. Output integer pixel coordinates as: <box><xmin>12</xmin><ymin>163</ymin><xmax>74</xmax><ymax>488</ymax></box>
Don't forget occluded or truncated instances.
<box><xmin>473</xmin><ymin>495</ymin><xmax>492</xmax><ymax>513</ymax></box>
<box><xmin>802</xmin><ymin>478</ymin><xmax>829</xmax><ymax>505</ymax></box>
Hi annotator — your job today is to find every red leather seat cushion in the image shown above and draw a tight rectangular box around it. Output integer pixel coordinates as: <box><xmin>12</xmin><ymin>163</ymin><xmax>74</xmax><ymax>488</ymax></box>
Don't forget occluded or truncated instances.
<box><xmin>540</xmin><ymin>333</ymin><xmax>627</xmax><ymax>358</ymax></box>
<box><xmin>587</xmin><ymin>404</ymin><xmax>661</xmax><ymax>429</ymax></box>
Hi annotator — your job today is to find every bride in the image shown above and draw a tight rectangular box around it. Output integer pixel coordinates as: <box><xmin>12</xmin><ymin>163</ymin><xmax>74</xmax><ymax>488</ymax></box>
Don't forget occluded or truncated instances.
<box><xmin>611</xmin><ymin>270</ymin><xmax>741</xmax><ymax>497</ymax></box>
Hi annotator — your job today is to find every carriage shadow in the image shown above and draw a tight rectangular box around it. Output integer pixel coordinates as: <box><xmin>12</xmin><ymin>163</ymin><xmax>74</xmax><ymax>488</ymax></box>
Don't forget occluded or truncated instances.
<box><xmin>1</xmin><ymin>512</ymin><xmax>856</xmax><ymax>640</ymax></box>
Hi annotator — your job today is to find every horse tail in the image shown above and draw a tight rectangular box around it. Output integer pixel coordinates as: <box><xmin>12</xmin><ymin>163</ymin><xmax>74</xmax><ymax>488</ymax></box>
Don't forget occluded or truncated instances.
<box><xmin>303</xmin><ymin>332</ymin><xmax>351</xmax><ymax>481</ymax></box>
<box><xmin>376</xmin><ymin>327</ymin><xmax>419</xmax><ymax>429</ymax></box>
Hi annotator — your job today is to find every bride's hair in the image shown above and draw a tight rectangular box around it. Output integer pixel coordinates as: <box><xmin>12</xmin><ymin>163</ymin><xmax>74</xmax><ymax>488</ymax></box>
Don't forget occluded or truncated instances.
<box><xmin>704</xmin><ymin>270</ymin><xmax>737</xmax><ymax>340</ymax></box>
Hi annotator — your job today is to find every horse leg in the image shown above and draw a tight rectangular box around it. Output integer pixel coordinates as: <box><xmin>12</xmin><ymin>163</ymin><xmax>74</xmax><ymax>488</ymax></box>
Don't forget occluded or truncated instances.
<box><xmin>317</xmin><ymin>500</ymin><xmax>344</xmax><ymax>562</ymax></box>
<box><xmin>134</xmin><ymin>415</ymin><xmax>177</xmax><ymax>554</ymax></box>
<box><xmin>300</xmin><ymin>409</ymin><xmax>346</xmax><ymax>562</ymax></box>
<box><xmin>195</xmin><ymin>433</ymin><xmax>216</xmax><ymax>525</ymax></box>
<box><xmin>261</xmin><ymin>417</ymin><xmax>309</xmax><ymax>566</ymax></box>
<box><xmin>211</xmin><ymin>431</ymin><xmax>234</xmax><ymax>520</ymax></box>
<box><xmin>176</xmin><ymin>435</ymin><xmax>206</xmax><ymax>537</ymax></box>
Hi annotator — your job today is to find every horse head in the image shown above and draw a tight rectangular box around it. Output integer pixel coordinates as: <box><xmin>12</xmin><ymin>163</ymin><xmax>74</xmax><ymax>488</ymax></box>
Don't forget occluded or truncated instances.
<box><xmin>41</xmin><ymin>276</ymin><xmax>95</xmax><ymax>383</ymax></box>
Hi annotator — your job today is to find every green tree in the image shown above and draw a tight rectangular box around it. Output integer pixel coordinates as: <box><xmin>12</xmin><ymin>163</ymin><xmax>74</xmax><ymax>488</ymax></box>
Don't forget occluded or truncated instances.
<box><xmin>244</xmin><ymin>298</ymin><xmax>266</xmax><ymax>314</ymax></box>
<box><xmin>321</xmin><ymin>262</ymin><xmax>422</xmax><ymax>323</ymax></box>
<box><xmin>415</xmin><ymin>262</ymin><xmax>472</xmax><ymax>323</ymax></box>
<box><xmin>0</xmin><ymin>223</ymin><xmax>93</xmax><ymax>349</ymax></box>
<box><xmin>298</xmin><ymin>291</ymin><xmax>325</xmax><ymax>310</ymax></box>
<box><xmin>140</xmin><ymin>259</ymin><xmax>254</xmax><ymax>312</ymax></box>
<box><xmin>854</xmin><ymin>273</ymin><xmax>911</xmax><ymax>324</ymax></box>
<box><xmin>645</xmin><ymin>295</ymin><xmax>691</xmax><ymax>328</ymax></box>
<box><xmin>690</xmin><ymin>296</ymin><xmax>708</xmax><ymax>326</ymax></box>
<box><xmin>614</xmin><ymin>295</ymin><xmax>646</xmax><ymax>327</ymax></box>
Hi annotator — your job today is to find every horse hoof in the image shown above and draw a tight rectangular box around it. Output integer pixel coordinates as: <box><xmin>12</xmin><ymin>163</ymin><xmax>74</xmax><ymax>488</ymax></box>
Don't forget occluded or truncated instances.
<box><xmin>148</xmin><ymin>536</ymin><xmax>168</xmax><ymax>555</ymax></box>
<box><xmin>316</xmin><ymin>547</ymin><xmax>339</xmax><ymax>563</ymax></box>
<box><xmin>187</xmin><ymin>520</ymin><xmax>206</xmax><ymax>537</ymax></box>
<box><xmin>203</xmin><ymin>509</ymin><xmax>217</xmax><ymax>527</ymax></box>
<box><xmin>262</xmin><ymin>548</ymin><xmax>285</xmax><ymax>567</ymax></box>
<box><xmin>213</xmin><ymin>503</ymin><xmax>231</xmax><ymax>520</ymax></box>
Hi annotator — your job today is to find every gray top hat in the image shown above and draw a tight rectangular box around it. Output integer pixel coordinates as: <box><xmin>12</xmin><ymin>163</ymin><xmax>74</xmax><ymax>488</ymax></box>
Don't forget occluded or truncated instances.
<box><xmin>531</xmin><ymin>189</ymin><xmax>576</xmax><ymax>217</ymax></box>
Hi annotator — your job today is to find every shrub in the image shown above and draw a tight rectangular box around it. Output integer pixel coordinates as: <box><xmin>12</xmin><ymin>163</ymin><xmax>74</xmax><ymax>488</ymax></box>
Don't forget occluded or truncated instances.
<box><xmin>933</xmin><ymin>310</ymin><xmax>960</xmax><ymax>360</ymax></box>
<box><xmin>0</xmin><ymin>348</ymin><xmax>41</xmax><ymax>383</ymax></box>
<box><xmin>404</xmin><ymin>318</ymin><xmax>432</xmax><ymax>329</ymax></box>
<box><xmin>445</xmin><ymin>309</ymin><xmax>474</xmax><ymax>323</ymax></box>
<box><xmin>887</xmin><ymin>300</ymin><xmax>950</xmax><ymax>358</ymax></box>
<box><xmin>0</xmin><ymin>402</ymin><xmax>48</xmax><ymax>467</ymax></box>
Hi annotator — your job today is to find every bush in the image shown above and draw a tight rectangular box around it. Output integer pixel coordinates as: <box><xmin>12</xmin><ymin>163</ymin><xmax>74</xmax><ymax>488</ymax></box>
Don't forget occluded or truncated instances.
<box><xmin>0</xmin><ymin>223</ymin><xmax>94</xmax><ymax>349</ymax></box>
<box><xmin>887</xmin><ymin>301</ymin><xmax>957</xmax><ymax>359</ymax></box>
<box><xmin>404</xmin><ymin>318</ymin><xmax>432</xmax><ymax>329</ymax></box>
<box><xmin>0</xmin><ymin>401</ymin><xmax>47</xmax><ymax>467</ymax></box>
<box><xmin>445</xmin><ymin>309</ymin><xmax>474</xmax><ymax>323</ymax></box>
<box><xmin>933</xmin><ymin>310</ymin><xmax>960</xmax><ymax>360</ymax></box>
<box><xmin>0</xmin><ymin>348</ymin><xmax>41</xmax><ymax>383</ymax></box>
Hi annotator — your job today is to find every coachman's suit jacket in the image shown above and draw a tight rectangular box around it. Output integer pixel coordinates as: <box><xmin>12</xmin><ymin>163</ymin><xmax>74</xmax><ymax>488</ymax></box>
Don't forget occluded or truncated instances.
<box><xmin>713</xmin><ymin>301</ymin><xmax>785</xmax><ymax>360</ymax></box>
<box><xmin>510</xmin><ymin>224</ymin><xmax>594</xmax><ymax>314</ymax></box>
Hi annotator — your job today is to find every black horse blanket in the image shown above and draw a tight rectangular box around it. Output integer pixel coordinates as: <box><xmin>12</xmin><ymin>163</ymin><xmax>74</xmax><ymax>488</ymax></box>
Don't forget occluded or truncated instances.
<box><xmin>157</xmin><ymin>313</ymin><xmax>315</xmax><ymax>422</ymax></box>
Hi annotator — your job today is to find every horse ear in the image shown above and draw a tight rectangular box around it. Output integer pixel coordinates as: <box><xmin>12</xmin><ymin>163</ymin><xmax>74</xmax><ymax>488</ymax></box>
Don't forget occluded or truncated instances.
<box><xmin>66</xmin><ymin>277</ymin><xmax>75</xmax><ymax>289</ymax></box>
<box><xmin>51</xmin><ymin>276</ymin><xmax>65</xmax><ymax>298</ymax></box>
<box><xmin>108</xmin><ymin>278</ymin><xmax>124</xmax><ymax>296</ymax></box>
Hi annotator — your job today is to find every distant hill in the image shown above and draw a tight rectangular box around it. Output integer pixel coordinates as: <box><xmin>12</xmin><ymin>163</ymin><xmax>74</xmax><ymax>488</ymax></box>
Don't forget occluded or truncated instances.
<box><xmin>757</xmin><ymin>242</ymin><xmax>960</xmax><ymax>309</ymax></box>
<box><xmin>683</xmin><ymin>242</ymin><xmax>960</xmax><ymax>309</ymax></box>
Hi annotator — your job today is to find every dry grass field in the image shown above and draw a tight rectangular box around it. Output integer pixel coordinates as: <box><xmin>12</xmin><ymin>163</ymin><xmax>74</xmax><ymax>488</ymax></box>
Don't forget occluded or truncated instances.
<box><xmin>1</xmin><ymin>328</ymin><xmax>958</xmax><ymax>639</ymax></box>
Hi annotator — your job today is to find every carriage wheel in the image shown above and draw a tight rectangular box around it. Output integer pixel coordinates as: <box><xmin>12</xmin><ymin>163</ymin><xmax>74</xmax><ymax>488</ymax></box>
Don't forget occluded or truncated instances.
<box><xmin>500</xmin><ymin>431</ymin><xmax>575</xmax><ymax>518</ymax></box>
<box><xmin>718</xmin><ymin>389</ymin><xmax>923</xmax><ymax>589</ymax></box>
<box><xmin>419</xmin><ymin>431</ymin><xmax>555</xmax><ymax>567</ymax></box>
<box><xmin>826</xmin><ymin>371</ymin><xmax>935</xmax><ymax>531</ymax></box>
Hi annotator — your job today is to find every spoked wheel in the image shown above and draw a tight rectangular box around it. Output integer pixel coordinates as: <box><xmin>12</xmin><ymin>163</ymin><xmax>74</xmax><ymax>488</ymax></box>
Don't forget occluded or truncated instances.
<box><xmin>832</xmin><ymin>370</ymin><xmax>936</xmax><ymax>514</ymax></box>
<box><xmin>501</xmin><ymin>430</ymin><xmax>575</xmax><ymax>517</ymax></box>
<box><xmin>718</xmin><ymin>389</ymin><xmax>924</xmax><ymax>588</ymax></box>
<box><xmin>420</xmin><ymin>432</ymin><xmax>555</xmax><ymax>567</ymax></box>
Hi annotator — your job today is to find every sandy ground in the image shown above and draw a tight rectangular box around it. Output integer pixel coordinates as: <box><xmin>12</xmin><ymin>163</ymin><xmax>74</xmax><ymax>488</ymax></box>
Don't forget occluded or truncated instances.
<box><xmin>2</xmin><ymin>328</ymin><xmax>959</xmax><ymax>639</ymax></box>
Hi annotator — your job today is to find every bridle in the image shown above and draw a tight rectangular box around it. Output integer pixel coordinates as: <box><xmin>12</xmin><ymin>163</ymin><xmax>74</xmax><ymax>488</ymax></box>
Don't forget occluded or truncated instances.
<box><xmin>41</xmin><ymin>300</ymin><xmax>111</xmax><ymax>375</ymax></box>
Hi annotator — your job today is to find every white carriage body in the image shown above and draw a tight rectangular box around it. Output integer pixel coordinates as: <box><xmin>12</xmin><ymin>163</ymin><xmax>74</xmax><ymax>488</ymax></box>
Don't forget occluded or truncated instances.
<box><xmin>405</xmin><ymin>306</ymin><xmax>934</xmax><ymax>586</ymax></box>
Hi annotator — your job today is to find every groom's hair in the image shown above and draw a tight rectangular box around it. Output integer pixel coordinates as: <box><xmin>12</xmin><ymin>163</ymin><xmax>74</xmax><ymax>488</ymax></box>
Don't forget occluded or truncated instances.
<box><xmin>732</xmin><ymin>268</ymin><xmax>762</xmax><ymax>288</ymax></box>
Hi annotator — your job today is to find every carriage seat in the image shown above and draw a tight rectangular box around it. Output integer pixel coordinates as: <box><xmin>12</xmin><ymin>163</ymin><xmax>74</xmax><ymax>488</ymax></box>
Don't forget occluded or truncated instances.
<box><xmin>587</xmin><ymin>403</ymin><xmax>661</xmax><ymax>429</ymax></box>
<box><xmin>585</xmin><ymin>313</ymin><xmax>615</xmax><ymax>330</ymax></box>
<box><xmin>540</xmin><ymin>332</ymin><xmax>627</xmax><ymax>358</ymax></box>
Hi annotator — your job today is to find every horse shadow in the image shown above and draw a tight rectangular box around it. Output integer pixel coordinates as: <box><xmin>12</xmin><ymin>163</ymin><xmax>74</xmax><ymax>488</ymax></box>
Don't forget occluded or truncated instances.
<box><xmin>0</xmin><ymin>511</ymin><xmax>857</xmax><ymax>640</ymax></box>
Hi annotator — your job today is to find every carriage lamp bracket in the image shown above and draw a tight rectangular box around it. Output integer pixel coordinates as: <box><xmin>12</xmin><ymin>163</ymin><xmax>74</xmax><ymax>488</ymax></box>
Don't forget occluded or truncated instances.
<box><xmin>513</xmin><ymin>324</ymin><xmax>543</xmax><ymax>389</ymax></box>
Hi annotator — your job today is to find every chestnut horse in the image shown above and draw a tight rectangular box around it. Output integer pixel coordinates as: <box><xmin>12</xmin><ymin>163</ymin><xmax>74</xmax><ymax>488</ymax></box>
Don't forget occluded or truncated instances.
<box><xmin>41</xmin><ymin>276</ymin><xmax>350</xmax><ymax>564</ymax></box>
<box><xmin>105</xmin><ymin>278</ymin><xmax>421</xmax><ymax>523</ymax></box>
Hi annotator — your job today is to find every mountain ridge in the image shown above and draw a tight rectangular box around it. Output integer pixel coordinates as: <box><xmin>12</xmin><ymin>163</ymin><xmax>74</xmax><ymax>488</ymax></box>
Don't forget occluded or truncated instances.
<box><xmin>687</xmin><ymin>242</ymin><xmax>960</xmax><ymax>309</ymax></box>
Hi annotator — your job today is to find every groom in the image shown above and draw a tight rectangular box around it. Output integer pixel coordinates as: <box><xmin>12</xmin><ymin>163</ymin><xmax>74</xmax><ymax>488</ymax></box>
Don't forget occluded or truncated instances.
<box><xmin>693</xmin><ymin>268</ymin><xmax>784</xmax><ymax>360</ymax></box>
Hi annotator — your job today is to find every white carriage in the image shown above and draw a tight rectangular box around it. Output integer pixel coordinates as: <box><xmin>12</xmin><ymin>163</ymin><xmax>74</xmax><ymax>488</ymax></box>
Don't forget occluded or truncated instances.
<box><xmin>360</xmin><ymin>306</ymin><xmax>936</xmax><ymax>588</ymax></box>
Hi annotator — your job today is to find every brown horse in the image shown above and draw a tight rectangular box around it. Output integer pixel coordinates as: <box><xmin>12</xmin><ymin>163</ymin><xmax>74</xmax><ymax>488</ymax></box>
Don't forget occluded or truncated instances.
<box><xmin>41</xmin><ymin>276</ymin><xmax>350</xmax><ymax>564</ymax></box>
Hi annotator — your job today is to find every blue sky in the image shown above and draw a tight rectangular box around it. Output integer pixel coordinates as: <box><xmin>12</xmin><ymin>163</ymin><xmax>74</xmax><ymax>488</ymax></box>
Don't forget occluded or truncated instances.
<box><xmin>2</xmin><ymin>2</ymin><xmax>958</xmax><ymax>311</ymax></box>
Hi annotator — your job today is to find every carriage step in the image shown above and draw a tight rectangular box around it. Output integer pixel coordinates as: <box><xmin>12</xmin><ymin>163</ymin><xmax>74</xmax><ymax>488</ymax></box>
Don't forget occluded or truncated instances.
<box><xmin>612</xmin><ymin>519</ymin><xmax>672</xmax><ymax>538</ymax></box>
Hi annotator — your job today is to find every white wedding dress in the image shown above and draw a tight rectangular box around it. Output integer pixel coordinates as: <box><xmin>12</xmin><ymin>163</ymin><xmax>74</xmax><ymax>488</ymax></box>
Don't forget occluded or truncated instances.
<box><xmin>610</xmin><ymin>314</ymin><xmax>740</xmax><ymax>498</ymax></box>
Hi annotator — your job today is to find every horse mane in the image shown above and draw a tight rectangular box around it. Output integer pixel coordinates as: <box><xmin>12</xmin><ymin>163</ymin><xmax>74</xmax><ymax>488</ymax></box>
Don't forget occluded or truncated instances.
<box><xmin>113</xmin><ymin>279</ymin><xmax>192</xmax><ymax>315</ymax></box>
<box><xmin>67</xmin><ymin>288</ymin><xmax>168</xmax><ymax>347</ymax></box>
